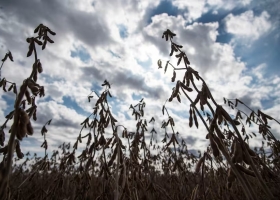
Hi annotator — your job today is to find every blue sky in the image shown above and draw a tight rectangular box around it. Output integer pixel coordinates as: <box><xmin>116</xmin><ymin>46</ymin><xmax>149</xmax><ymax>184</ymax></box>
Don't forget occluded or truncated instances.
<box><xmin>0</xmin><ymin>0</ymin><xmax>279</xmax><ymax>157</ymax></box>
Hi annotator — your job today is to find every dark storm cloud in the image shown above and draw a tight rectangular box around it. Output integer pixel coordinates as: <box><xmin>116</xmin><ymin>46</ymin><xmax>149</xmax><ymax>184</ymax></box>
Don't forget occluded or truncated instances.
<box><xmin>183</xmin><ymin>135</ymin><xmax>198</xmax><ymax>145</ymax></box>
<box><xmin>82</xmin><ymin>63</ymin><xmax>166</xmax><ymax>100</ymax></box>
<box><xmin>36</xmin><ymin>111</ymin><xmax>80</xmax><ymax>128</ymax></box>
<box><xmin>0</xmin><ymin>0</ymin><xmax>113</xmax><ymax>48</ymax></box>
<box><xmin>228</xmin><ymin>92</ymin><xmax>260</xmax><ymax>111</ymax></box>
<box><xmin>35</xmin><ymin>102</ymin><xmax>80</xmax><ymax>129</ymax></box>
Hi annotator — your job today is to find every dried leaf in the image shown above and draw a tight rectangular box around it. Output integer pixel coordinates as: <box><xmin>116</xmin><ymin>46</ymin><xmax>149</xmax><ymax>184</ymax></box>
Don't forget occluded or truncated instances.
<box><xmin>46</xmin><ymin>36</ymin><xmax>54</xmax><ymax>43</ymax></box>
<box><xmin>195</xmin><ymin>156</ymin><xmax>204</xmax><ymax>173</ymax></box>
<box><xmin>42</xmin><ymin>40</ymin><xmax>47</xmax><ymax>50</ymax></box>
<box><xmin>189</xmin><ymin>107</ymin><xmax>193</xmax><ymax>128</ymax></box>
<box><xmin>41</xmin><ymin>126</ymin><xmax>48</xmax><ymax>136</ymax></box>
<box><xmin>47</xmin><ymin>28</ymin><xmax>56</xmax><ymax>35</ymax></box>
<box><xmin>33</xmin><ymin>71</ymin><xmax>38</xmax><ymax>82</ymax></box>
<box><xmin>8</xmin><ymin>84</ymin><xmax>13</xmax><ymax>91</ymax></box>
<box><xmin>177</xmin><ymin>55</ymin><xmax>182</xmax><ymax>66</ymax></box>
<box><xmin>1</xmin><ymin>54</ymin><xmax>8</xmax><ymax>62</ymax></box>
<box><xmin>27</xmin><ymin>43</ymin><xmax>34</xmax><ymax>57</ymax></box>
<box><xmin>193</xmin><ymin>108</ymin><xmax>198</xmax><ymax>128</ymax></box>
<box><xmin>108</xmin><ymin>91</ymin><xmax>112</xmax><ymax>97</ymax></box>
<box><xmin>176</xmin><ymin>94</ymin><xmax>181</xmax><ymax>103</ymax></box>
<box><xmin>164</xmin><ymin>61</ymin><xmax>169</xmax><ymax>74</ymax></box>
<box><xmin>171</xmin><ymin>70</ymin><xmax>176</xmax><ymax>82</ymax></box>
<box><xmin>34</xmin><ymin>38</ymin><xmax>42</xmax><ymax>45</ymax></box>
<box><xmin>180</xmin><ymin>82</ymin><xmax>193</xmax><ymax>92</ymax></box>
<box><xmin>13</xmin><ymin>84</ymin><xmax>17</xmax><ymax>94</ymax></box>
<box><xmin>184</xmin><ymin>55</ymin><xmax>190</xmax><ymax>65</ymax></box>
<box><xmin>34</xmin><ymin>24</ymin><xmax>42</xmax><ymax>33</ymax></box>
<box><xmin>88</xmin><ymin>95</ymin><xmax>93</xmax><ymax>102</ymax></box>
<box><xmin>157</xmin><ymin>59</ymin><xmax>162</xmax><ymax>68</ymax></box>
<box><xmin>149</xmin><ymin>117</ymin><xmax>155</xmax><ymax>123</ymax></box>
<box><xmin>47</xmin><ymin>119</ymin><xmax>52</xmax><ymax>125</ymax></box>
<box><xmin>233</xmin><ymin>120</ymin><xmax>240</xmax><ymax>125</ymax></box>
<box><xmin>0</xmin><ymin>79</ymin><xmax>4</xmax><ymax>87</ymax></box>
<box><xmin>8</xmin><ymin>51</ymin><xmax>13</xmax><ymax>62</ymax></box>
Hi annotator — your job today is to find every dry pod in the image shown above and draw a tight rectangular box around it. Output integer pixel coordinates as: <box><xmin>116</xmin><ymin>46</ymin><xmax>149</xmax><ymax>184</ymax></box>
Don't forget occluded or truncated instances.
<box><xmin>171</xmin><ymin>70</ymin><xmax>176</xmax><ymax>82</ymax></box>
<box><xmin>27</xmin><ymin>106</ymin><xmax>36</xmax><ymax>119</ymax></box>
<box><xmin>19</xmin><ymin>109</ymin><xmax>30</xmax><ymax>125</ymax></box>
<box><xmin>214</xmin><ymin>125</ymin><xmax>225</xmax><ymax>139</ymax></box>
<box><xmin>25</xmin><ymin>89</ymin><xmax>32</xmax><ymax>104</ymax></box>
<box><xmin>17</xmin><ymin>121</ymin><xmax>27</xmax><ymax>140</ymax></box>
<box><xmin>99</xmin><ymin>135</ymin><xmax>106</xmax><ymax>146</ymax></box>
<box><xmin>27</xmin><ymin>79</ymin><xmax>40</xmax><ymax>88</ymax></box>
<box><xmin>0</xmin><ymin>129</ymin><xmax>5</xmax><ymax>146</ymax></box>
<box><xmin>244</xmin><ymin>142</ymin><xmax>257</xmax><ymax>157</ymax></box>
<box><xmin>209</xmin><ymin>134</ymin><xmax>219</xmax><ymax>157</ymax></box>
<box><xmin>8</xmin><ymin>84</ymin><xmax>13</xmax><ymax>92</ymax></box>
<box><xmin>242</xmin><ymin>151</ymin><xmax>251</xmax><ymax>165</ymax></box>
<box><xmin>227</xmin><ymin>168</ymin><xmax>236</xmax><ymax>183</ymax></box>
<box><xmin>218</xmin><ymin>113</ymin><xmax>223</xmax><ymax>125</ymax></box>
<box><xmin>47</xmin><ymin>28</ymin><xmax>56</xmax><ymax>35</ymax></box>
<box><xmin>27</xmin><ymin>41</ymin><xmax>34</xmax><ymax>57</ymax></box>
<box><xmin>232</xmin><ymin>139</ymin><xmax>243</xmax><ymax>163</ymax></box>
<box><xmin>0</xmin><ymin>146</ymin><xmax>8</xmax><ymax>155</ymax></box>
<box><xmin>33</xmin><ymin>71</ymin><xmax>38</xmax><ymax>82</ymax></box>
<box><xmin>235</xmin><ymin>164</ymin><xmax>255</xmax><ymax>177</ymax></box>
<box><xmin>39</xmin><ymin>86</ymin><xmax>45</xmax><ymax>97</ymax></box>
<box><xmin>15</xmin><ymin>140</ymin><xmax>24</xmax><ymax>159</ymax></box>
<box><xmin>15</xmin><ymin>81</ymin><xmax>28</xmax><ymax>108</ymax></box>
<box><xmin>46</xmin><ymin>36</ymin><xmax>54</xmax><ymax>43</ymax></box>
<box><xmin>227</xmin><ymin>182</ymin><xmax>232</xmax><ymax>189</ymax></box>
<box><xmin>0</xmin><ymin>79</ymin><xmax>5</xmax><ymax>87</ymax></box>
<box><xmin>108</xmin><ymin>146</ymin><xmax>118</xmax><ymax>167</ymax></box>
<box><xmin>34</xmin><ymin>38</ymin><xmax>42</xmax><ymax>45</ymax></box>
<box><xmin>195</xmin><ymin>155</ymin><xmax>205</xmax><ymax>173</ymax></box>
<box><xmin>33</xmin><ymin>109</ymin><xmax>37</xmax><ymax>121</ymax></box>
<box><xmin>26</xmin><ymin>122</ymin><xmax>33</xmax><ymax>135</ymax></box>
<box><xmin>180</xmin><ymin>82</ymin><xmax>193</xmax><ymax>92</ymax></box>
<box><xmin>37</xmin><ymin>62</ymin><xmax>43</xmax><ymax>73</ymax></box>
<box><xmin>26</xmin><ymin>38</ymin><xmax>32</xmax><ymax>43</ymax></box>
<box><xmin>30</xmin><ymin>86</ymin><xmax>40</xmax><ymax>95</ymax></box>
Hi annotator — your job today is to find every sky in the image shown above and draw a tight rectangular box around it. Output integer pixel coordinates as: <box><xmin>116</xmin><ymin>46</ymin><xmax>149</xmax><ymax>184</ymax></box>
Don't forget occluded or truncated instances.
<box><xmin>0</xmin><ymin>0</ymin><xmax>279</xmax><ymax>159</ymax></box>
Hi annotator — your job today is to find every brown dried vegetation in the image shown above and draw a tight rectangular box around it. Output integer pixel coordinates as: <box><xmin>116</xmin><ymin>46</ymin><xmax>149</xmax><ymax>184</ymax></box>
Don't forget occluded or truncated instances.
<box><xmin>0</xmin><ymin>26</ymin><xmax>279</xmax><ymax>200</ymax></box>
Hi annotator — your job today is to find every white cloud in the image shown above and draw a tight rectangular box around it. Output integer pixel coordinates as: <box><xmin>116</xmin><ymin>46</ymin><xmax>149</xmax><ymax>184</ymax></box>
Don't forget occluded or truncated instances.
<box><xmin>172</xmin><ymin>0</ymin><xmax>207</xmax><ymax>22</ymax></box>
<box><xmin>171</xmin><ymin>0</ymin><xmax>254</xmax><ymax>22</ymax></box>
<box><xmin>252</xmin><ymin>63</ymin><xmax>267</xmax><ymax>80</ymax></box>
<box><xmin>224</xmin><ymin>10</ymin><xmax>272</xmax><ymax>40</ymax></box>
<box><xmin>0</xmin><ymin>97</ymin><xmax>7</xmax><ymax>124</ymax></box>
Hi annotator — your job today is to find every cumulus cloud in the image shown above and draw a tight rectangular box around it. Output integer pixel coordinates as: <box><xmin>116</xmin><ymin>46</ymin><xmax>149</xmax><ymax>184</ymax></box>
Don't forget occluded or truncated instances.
<box><xmin>172</xmin><ymin>0</ymin><xmax>253</xmax><ymax>22</ymax></box>
<box><xmin>224</xmin><ymin>10</ymin><xmax>272</xmax><ymax>40</ymax></box>
<box><xmin>172</xmin><ymin>0</ymin><xmax>206</xmax><ymax>22</ymax></box>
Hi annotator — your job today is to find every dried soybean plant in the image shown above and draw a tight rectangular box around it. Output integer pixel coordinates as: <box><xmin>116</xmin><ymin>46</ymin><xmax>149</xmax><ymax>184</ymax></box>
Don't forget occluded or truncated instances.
<box><xmin>0</xmin><ymin>24</ymin><xmax>56</xmax><ymax>197</ymax></box>
<box><xmin>1</xmin><ymin>24</ymin><xmax>280</xmax><ymax>200</ymax></box>
<box><xmin>158</xmin><ymin>29</ymin><xmax>280</xmax><ymax>200</ymax></box>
